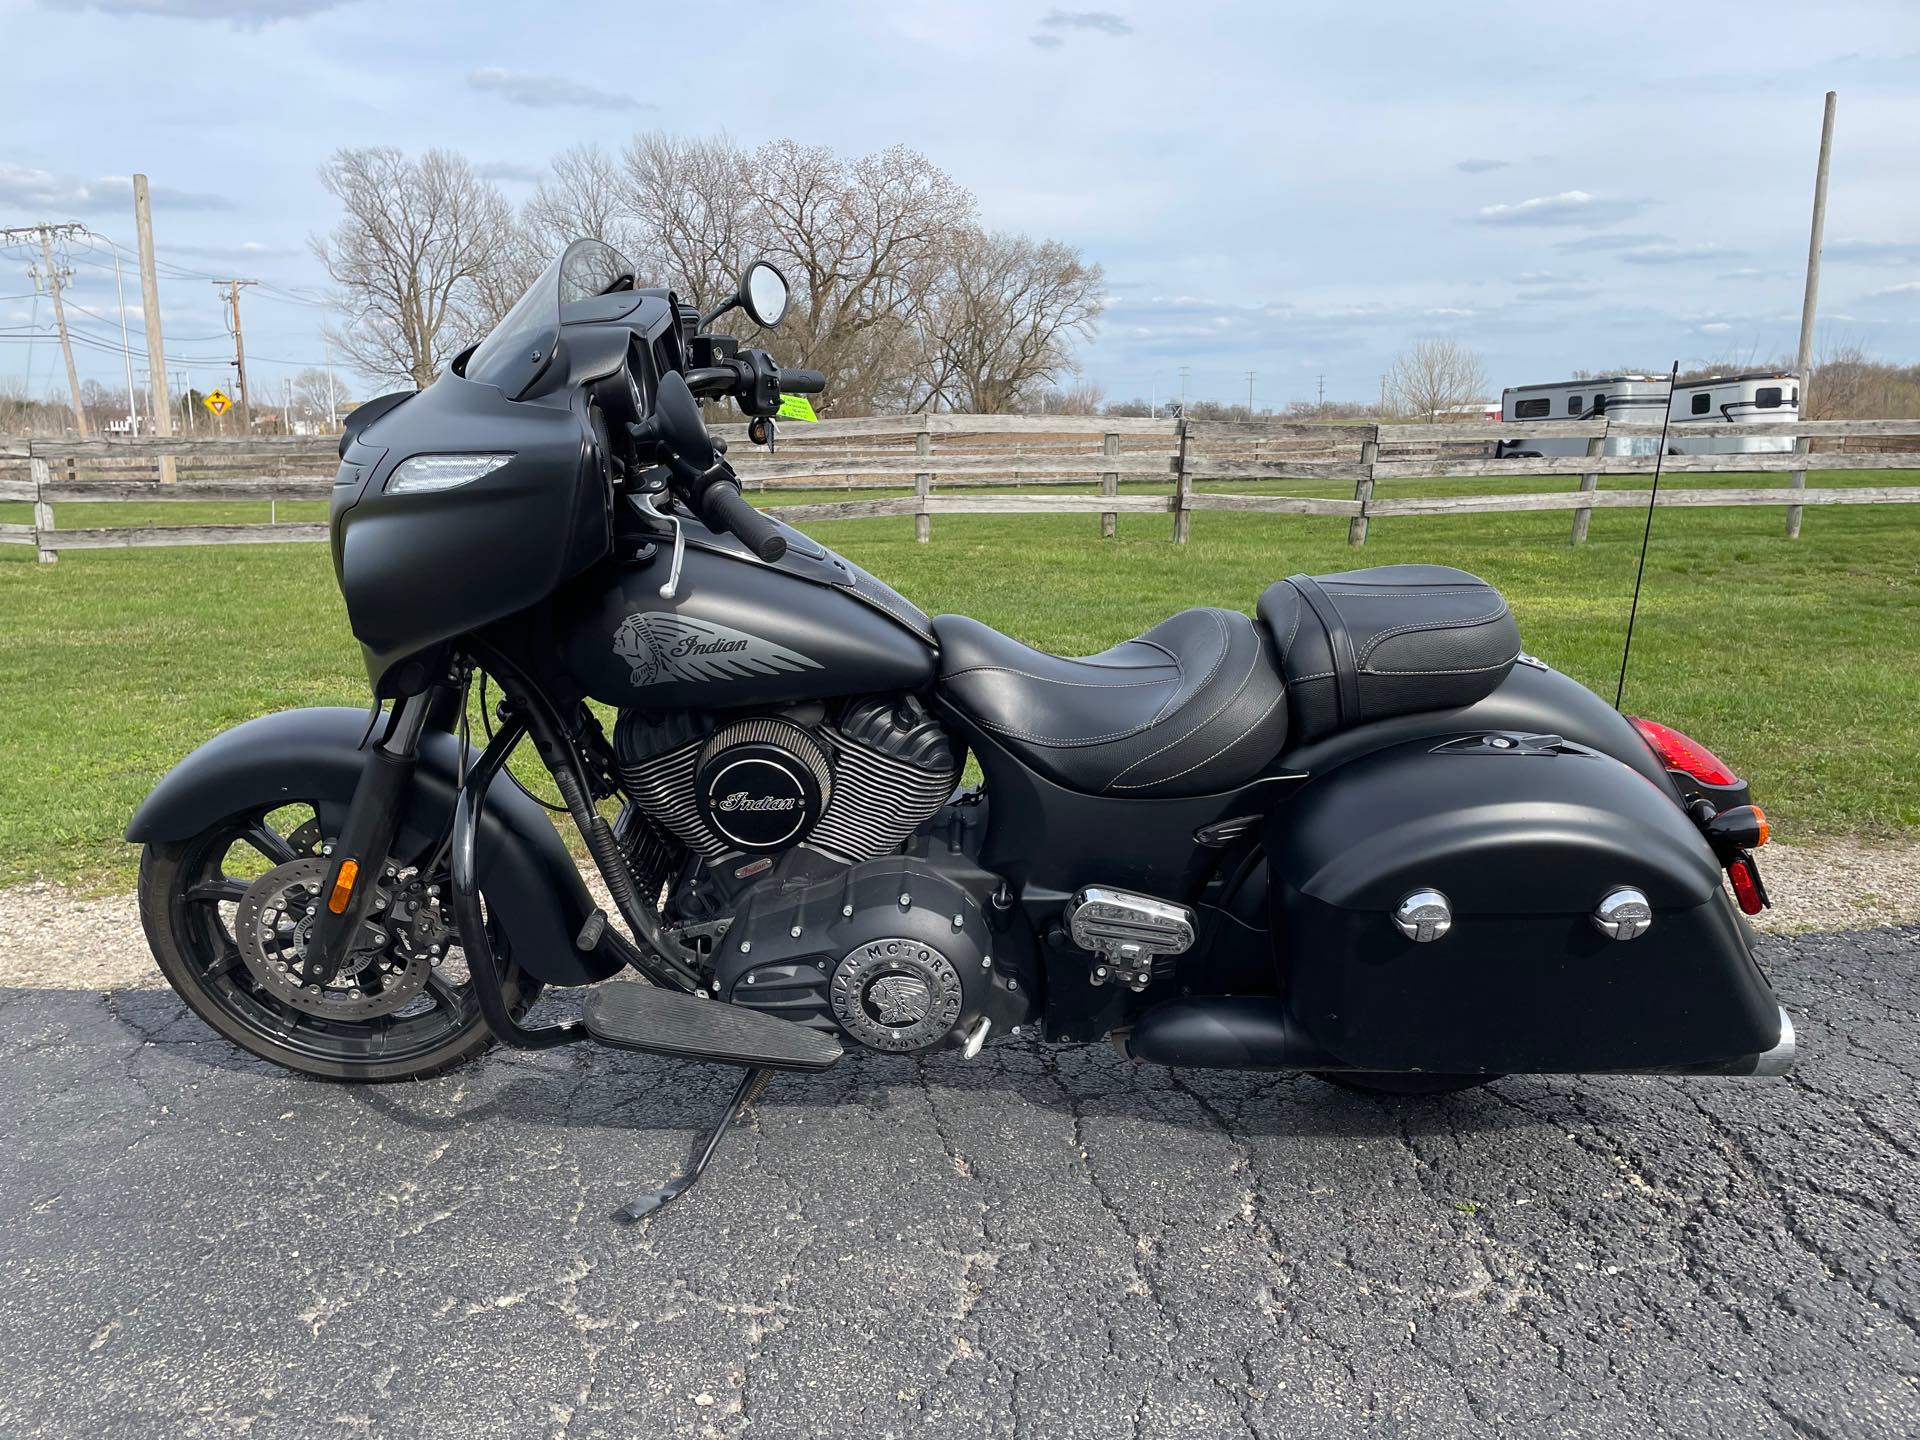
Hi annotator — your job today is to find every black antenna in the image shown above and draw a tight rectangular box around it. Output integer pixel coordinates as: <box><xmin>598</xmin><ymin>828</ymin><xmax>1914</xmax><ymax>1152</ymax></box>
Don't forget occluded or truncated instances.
<box><xmin>1614</xmin><ymin>360</ymin><xmax>1681</xmax><ymax>710</ymax></box>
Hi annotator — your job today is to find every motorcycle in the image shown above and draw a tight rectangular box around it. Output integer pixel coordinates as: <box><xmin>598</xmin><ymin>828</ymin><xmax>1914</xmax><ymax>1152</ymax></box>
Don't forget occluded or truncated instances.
<box><xmin>129</xmin><ymin>239</ymin><xmax>1791</xmax><ymax>1220</ymax></box>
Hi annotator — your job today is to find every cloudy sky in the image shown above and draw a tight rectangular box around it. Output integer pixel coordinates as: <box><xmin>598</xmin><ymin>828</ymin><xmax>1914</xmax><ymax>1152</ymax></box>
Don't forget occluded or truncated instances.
<box><xmin>3</xmin><ymin>0</ymin><xmax>1917</xmax><ymax>410</ymax></box>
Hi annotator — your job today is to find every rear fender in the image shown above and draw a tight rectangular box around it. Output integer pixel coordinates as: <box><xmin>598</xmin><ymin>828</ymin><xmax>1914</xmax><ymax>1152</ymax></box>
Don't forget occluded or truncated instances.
<box><xmin>126</xmin><ymin>707</ymin><xmax>618</xmax><ymax>986</ymax></box>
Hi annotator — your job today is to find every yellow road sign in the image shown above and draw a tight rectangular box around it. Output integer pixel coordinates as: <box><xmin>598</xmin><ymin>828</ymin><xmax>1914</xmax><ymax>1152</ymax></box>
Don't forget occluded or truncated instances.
<box><xmin>204</xmin><ymin>389</ymin><xmax>232</xmax><ymax>416</ymax></box>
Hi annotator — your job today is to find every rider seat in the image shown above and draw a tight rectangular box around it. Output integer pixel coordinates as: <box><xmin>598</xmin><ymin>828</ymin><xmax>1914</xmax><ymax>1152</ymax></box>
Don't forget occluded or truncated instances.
<box><xmin>933</xmin><ymin>566</ymin><xmax>1520</xmax><ymax>797</ymax></box>
<box><xmin>932</xmin><ymin>607</ymin><xmax>1288</xmax><ymax>798</ymax></box>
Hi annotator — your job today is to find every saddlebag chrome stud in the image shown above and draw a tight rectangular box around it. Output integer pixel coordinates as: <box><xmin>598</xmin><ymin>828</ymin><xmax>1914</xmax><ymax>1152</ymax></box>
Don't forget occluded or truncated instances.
<box><xmin>1592</xmin><ymin>887</ymin><xmax>1653</xmax><ymax>940</ymax></box>
<box><xmin>1391</xmin><ymin>889</ymin><xmax>1453</xmax><ymax>943</ymax></box>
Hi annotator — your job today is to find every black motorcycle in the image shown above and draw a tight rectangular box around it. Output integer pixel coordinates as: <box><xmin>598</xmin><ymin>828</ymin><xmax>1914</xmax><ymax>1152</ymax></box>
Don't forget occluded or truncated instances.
<box><xmin>130</xmin><ymin>240</ymin><xmax>1791</xmax><ymax>1219</ymax></box>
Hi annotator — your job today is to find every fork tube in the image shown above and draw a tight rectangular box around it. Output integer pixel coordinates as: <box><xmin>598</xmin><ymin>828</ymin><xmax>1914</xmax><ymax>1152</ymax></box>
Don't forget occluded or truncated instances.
<box><xmin>304</xmin><ymin>690</ymin><xmax>435</xmax><ymax>982</ymax></box>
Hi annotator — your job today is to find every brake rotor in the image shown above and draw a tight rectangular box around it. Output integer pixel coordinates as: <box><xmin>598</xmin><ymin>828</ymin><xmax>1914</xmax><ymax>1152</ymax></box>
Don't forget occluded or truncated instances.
<box><xmin>234</xmin><ymin>856</ymin><xmax>432</xmax><ymax>1020</ymax></box>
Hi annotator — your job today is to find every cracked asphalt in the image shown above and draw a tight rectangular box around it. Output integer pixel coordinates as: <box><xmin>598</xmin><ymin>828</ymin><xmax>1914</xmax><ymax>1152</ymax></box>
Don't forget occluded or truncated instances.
<box><xmin>1</xmin><ymin>927</ymin><xmax>1917</xmax><ymax>1439</ymax></box>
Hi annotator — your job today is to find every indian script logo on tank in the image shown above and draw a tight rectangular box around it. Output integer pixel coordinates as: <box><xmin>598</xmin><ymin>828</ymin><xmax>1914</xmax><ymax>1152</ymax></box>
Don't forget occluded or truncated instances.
<box><xmin>611</xmin><ymin>613</ymin><xmax>822</xmax><ymax>687</ymax></box>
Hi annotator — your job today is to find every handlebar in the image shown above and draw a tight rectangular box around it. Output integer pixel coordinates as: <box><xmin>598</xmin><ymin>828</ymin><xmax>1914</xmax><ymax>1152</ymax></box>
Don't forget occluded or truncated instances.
<box><xmin>780</xmin><ymin>368</ymin><xmax>826</xmax><ymax>394</ymax></box>
<box><xmin>696</xmin><ymin>479</ymin><xmax>788</xmax><ymax>563</ymax></box>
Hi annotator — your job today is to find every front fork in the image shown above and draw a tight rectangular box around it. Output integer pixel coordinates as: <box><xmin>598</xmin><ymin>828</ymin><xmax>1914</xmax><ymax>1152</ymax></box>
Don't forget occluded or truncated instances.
<box><xmin>304</xmin><ymin>690</ymin><xmax>438</xmax><ymax>984</ymax></box>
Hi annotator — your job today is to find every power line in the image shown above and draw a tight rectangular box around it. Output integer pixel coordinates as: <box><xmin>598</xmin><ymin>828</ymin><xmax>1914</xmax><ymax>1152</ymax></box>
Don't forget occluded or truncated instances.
<box><xmin>1</xmin><ymin>223</ymin><xmax>90</xmax><ymax>435</ymax></box>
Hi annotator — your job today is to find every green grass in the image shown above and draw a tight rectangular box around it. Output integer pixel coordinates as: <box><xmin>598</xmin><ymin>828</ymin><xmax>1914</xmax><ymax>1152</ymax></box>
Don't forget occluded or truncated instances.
<box><xmin>2</xmin><ymin>480</ymin><xmax>1917</xmax><ymax>888</ymax></box>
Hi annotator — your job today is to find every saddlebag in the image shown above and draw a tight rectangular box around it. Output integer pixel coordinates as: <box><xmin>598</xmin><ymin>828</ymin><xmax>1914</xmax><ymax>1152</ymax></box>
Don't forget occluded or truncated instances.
<box><xmin>1270</xmin><ymin>733</ymin><xmax>1782</xmax><ymax>1073</ymax></box>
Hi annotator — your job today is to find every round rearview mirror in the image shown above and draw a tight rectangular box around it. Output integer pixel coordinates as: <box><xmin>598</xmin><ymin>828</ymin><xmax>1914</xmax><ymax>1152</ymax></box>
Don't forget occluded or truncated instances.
<box><xmin>741</xmin><ymin>260</ymin><xmax>790</xmax><ymax>328</ymax></box>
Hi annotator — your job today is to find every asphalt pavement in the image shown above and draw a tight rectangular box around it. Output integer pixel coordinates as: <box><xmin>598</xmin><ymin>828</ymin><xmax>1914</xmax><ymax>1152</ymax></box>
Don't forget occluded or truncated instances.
<box><xmin>2</xmin><ymin>926</ymin><xmax>1917</xmax><ymax>1439</ymax></box>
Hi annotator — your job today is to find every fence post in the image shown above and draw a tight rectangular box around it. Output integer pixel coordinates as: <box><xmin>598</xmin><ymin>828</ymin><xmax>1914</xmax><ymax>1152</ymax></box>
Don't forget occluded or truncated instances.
<box><xmin>30</xmin><ymin>452</ymin><xmax>56</xmax><ymax>563</ymax></box>
<box><xmin>1346</xmin><ymin>430</ymin><xmax>1379</xmax><ymax>547</ymax></box>
<box><xmin>1100</xmin><ymin>431</ymin><xmax>1119</xmax><ymax>538</ymax></box>
<box><xmin>913</xmin><ymin>427</ymin><xmax>931</xmax><ymax>544</ymax></box>
<box><xmin>1570</xmin><ymin>431</ymin><xmax>1605</xmax><ymax>544</ymax></box>
<box><xmin>1171</xmin><ymin>420</ymin><xmax>1192</xmax><ymax>544</ymax></box>
<box><xmin>1786</xmin><ymin>435</ymin><xmax>1810</xmax><ymax>539</ymax></box>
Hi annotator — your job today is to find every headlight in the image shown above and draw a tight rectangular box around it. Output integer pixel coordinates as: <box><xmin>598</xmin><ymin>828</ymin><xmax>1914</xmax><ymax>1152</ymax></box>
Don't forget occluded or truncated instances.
<box><xmin>385</xmin><ymin>453</ymin><xmax>513</xmax><ymax>494</ymax></box>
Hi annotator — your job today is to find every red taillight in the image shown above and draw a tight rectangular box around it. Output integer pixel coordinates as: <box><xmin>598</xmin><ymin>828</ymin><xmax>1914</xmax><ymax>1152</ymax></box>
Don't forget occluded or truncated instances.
<box><xmin>1728</xmin><ymin>857</ymin><xmax>1765</xmax><ymax>915</ymax></box>
<box><xmin>1628</xmin><ymin>716</ymin><xmax>1739</xmax><ymax>786</ymax></box>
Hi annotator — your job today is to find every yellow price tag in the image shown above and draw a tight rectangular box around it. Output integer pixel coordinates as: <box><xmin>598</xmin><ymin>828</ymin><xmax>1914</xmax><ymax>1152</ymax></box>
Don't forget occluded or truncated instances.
<box><xmin>777</xmin><ymin>394</ymin><xmax>818</xmax><ymax>422</ymax></box>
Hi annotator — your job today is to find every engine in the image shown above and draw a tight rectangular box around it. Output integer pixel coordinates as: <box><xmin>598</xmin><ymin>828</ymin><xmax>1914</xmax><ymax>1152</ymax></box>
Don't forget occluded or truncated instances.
<box><xmin>709</xmin><ymin>843</ymin><xmax>1036</xmax><ymax>1053</ymax></box>
<box><xmin>615</xmin><ymin>694</ymin><xmax>960</xmax><ymax>867</ymax></box>
<box><xmin>615</xmin><ymin>696</ymin><xmax>1038</xmax><ymax>1053</ymax></box>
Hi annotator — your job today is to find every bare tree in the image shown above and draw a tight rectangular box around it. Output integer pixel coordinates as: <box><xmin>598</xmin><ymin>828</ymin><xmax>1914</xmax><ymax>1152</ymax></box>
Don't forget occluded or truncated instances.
<box><xmin>524</xmin><ymin>144</ymin><xmax>642</xmax><ymax>258</ymax></box>
<box><xmin>619</xmin><ymin>132</ymin><xmax>759</xmax><ymax>312</ymax></box>
<box><xmin>312</xmin><ymin>147</ymin><xmax>519</xmax><ymax>389</ymax></box>
<box><xmin>916</xmin><ymin>229</ymin><xmax>1105</xmax><ymax>413</ymax></box>
<box><xmin>1386</xmin><ymin>337</ymin><xmax>1489</xmax><ymax>421</ymax></box>
<box><xmin>750</xmin><ymin>141</ymin><xmax>976</xmax><ymax>413</ymax></box>
<box><xmin>289</xmin><ymin>367</ymin><xmax>352</xmax><ymax>425</ymax></box>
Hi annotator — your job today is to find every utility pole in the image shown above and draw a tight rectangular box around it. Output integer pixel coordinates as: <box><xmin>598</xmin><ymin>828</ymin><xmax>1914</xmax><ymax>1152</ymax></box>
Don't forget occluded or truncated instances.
<box><xmin>1378</xmin><ymin>372</ymin><xmax>1389</xmax><ymax>419</ymax></box>
<box><xmin>1793</xmin><ymin>92</ymin><xmax>1838</xmax><ymax>400</ymax></box>
<box><xmin>1245</xmin><ymin>369</ymin><xmax>1256</xmax><ymax>417</ymax></box>
<box><xmin>1789</xmin><ymin>90</ymin><xmax>1838</xmax><ymax>540</ymax></box>
<box><xmin>132</xmin><ymin>177</ymin><xmax>176</xmax><ymax>479</ymax></box>
<box><xmin>1177</xmin><ymin>364</ymin><xmax>1189</xmax><ymax>417</ymax></box>
<box><xmin>4</xmin><ymin>224</ymin><xmax>89</xmax><ymax>436</ymax></box>
<box><xmin>1317</xmin><ymin>373</ymin><xmax>1326</xmax><ymax>408</ymax></box>
<box><xmin>323</xmin><ymin>334</ymin><xmax>340</xmax><ymax>429</ymax></box>
<box><xmin>215</xmin><ymin>277</ymin><xmax>259</xmax><ymax>430</ymax></box>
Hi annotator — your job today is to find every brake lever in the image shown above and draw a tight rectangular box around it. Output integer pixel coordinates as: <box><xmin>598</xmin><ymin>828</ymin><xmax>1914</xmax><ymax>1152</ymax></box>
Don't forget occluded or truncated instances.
<box><xmin>635</xmin><ymin>490</ymin><xmax>686</xmax><ymax>600</ymax></box>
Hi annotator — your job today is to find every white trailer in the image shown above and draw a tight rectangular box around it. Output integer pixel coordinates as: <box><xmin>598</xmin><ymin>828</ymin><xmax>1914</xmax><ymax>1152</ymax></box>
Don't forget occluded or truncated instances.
<box><xmin>1494</xmin><ymin>376</ymin><xmax>1671</xmax><ymax>459</ymax></box>
<box><xmin>1495</xmin><ymin>371</ymin><xmax>1800</xmax><ymax>458</ymax></box>
<box><xmin>1667</xmin><ymin>371</ymin><xmax>1799</xmax><ymax>454</ymax></box>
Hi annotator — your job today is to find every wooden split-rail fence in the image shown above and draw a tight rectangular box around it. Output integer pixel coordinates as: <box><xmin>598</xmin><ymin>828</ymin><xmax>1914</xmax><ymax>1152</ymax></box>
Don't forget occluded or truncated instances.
<box><xmin>4</xmin><ymin>414</ymin><xmax>1917</xmax><ymax>563</ymax></box>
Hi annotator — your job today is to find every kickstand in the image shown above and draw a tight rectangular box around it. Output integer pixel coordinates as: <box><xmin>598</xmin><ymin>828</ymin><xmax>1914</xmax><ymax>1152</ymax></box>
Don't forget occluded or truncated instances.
<box><xmin>612</xmin><ymin>1066</ymin><xmax>772</xmax><ymax>1224</ymax></box>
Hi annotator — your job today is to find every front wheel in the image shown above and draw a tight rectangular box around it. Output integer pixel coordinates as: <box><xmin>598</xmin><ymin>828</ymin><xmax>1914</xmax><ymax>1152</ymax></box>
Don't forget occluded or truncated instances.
<box><xmin>137</xmin><ymin>799</ymin><xmax>540</xmax><ymax>1082</ymax></box>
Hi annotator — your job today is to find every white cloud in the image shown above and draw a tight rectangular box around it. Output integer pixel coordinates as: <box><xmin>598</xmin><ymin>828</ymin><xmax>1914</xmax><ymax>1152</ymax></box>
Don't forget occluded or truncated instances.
<box><xmin>468</xmin><ymin>68</ymin><xmax>650</xmax><ymax>111</ymax></box>
<box><xmin>1618</xmin><ymin>242</ymin><xmax>1745</xmax><ymax>266</ymax></box>
<box><xmin>1474</xmin><ymin>191</ymin><xmax>1647</xmax><ymax>228</ymax></box>
<box><xmin>1038</xmin><ymin>9</ymin><xmax>1133</xmax><ymax>35</ymax></box>
<box><xmin>0</xmin><ymin>164</ymin><xmax>230</xmax><ymax>213</ymax></box>
<box><xmin>41</xmin><ymin>0</ymin><xmax>356</xmax><ymax>22</ymax></box>
<box><xmin>474</xmin><ymin>160</ymin><xmax>546</xmax><ymax>184</ymax></box>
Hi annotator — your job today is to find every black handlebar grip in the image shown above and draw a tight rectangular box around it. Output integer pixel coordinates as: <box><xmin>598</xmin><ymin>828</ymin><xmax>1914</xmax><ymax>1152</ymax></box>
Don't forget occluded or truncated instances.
<box><xmin>699</xmin><ymin>481</ymin><xmax>788</xmax><ymax>563</ymax></box>
<box><xmin>780</xmin><ymin>369</ymin><xmax>827</xmax><ymax>394</ymax></box>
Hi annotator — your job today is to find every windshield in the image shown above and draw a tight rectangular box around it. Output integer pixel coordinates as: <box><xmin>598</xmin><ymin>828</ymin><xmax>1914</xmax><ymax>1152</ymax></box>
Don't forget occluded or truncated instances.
<box><xmin>465</xmin><ymin>238</ymin><xmax>638</xmax><ymax>398</ymax></box>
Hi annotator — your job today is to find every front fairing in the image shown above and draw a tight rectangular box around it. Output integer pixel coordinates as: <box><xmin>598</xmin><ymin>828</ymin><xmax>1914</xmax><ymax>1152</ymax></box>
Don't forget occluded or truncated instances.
<box><xmin>330</xmin><ymin>371</ymin><xmax>610</xmax><ymax>694</ymax></box>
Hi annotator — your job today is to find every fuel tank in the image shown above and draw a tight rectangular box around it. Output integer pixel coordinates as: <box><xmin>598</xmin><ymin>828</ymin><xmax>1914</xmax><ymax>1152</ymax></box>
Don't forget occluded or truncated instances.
<box><xmin>560</xmin><ymin>526</ymin><xmax>936</xmax><ymax>709</ymax></box>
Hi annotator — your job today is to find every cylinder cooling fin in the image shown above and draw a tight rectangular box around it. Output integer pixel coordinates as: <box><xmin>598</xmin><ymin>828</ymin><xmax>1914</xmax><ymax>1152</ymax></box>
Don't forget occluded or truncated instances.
<box><xmin>615</xmin><ymin>695</ymin><xmax>961</xmax><ymax>868</ymax></box>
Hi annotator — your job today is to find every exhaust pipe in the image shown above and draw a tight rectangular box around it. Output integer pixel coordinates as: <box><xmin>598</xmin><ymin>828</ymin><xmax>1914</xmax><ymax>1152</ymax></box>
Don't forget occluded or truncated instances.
<box><xmin>1124</xmin><ymin>1000</ymin><xmax>1797</xmax><ymax>1078</ymax></box>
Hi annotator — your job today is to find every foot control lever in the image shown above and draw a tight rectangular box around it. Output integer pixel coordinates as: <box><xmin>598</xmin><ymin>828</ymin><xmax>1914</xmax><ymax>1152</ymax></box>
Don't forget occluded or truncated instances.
<box><xmin>613</xmin><ymin>1066</ymin><xmax>771</xmax><ymax>1223</ymax></box>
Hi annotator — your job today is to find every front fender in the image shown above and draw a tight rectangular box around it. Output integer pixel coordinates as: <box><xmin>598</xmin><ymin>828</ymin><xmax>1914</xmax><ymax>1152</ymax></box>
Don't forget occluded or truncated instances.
<box><xmin>127</xmin><ymin>707</ymin><xmax>618</xmax><ymax>986</ymax></box>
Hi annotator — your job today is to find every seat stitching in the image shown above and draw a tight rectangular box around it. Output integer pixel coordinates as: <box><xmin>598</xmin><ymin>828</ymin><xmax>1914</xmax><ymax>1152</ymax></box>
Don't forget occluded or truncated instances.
<box><xmin>943</xmin><ymin>664</ymin><xmax>1179</xmax><ymax>690</ymax></box>
<box><xmin>1106</xmin><ymin>617</ymin><xmax>1263</xmax><ymax>789</ymax></box>
<box><xmin>1314</xmin><ymin>589</ymin><xmax>1491</xmax><ymax>599</ymax></box>
<box><xmin>1364</xmin><ymin>653</ymin><xmax>1521</xmax><ymax>677</ymax></box>
<box><xmin>1279</xmin><ymin>590</ymin><xmax>1302</xmax><ymax>652</ymax></box>
<box><xmin>850</xmin><ymin>576</ymin><xmax>935</xmax><ymax>640</ymax></box>
<box><xmin>1109</xmin><ymin>689</ymin><xmax>1287</xmax><ymax>791</ymax></box>
<box><xmin>966</xmin><ymin>715</ymin><xmax>1170</xmax><ymax>748</ymax></box>
<box><xmin>1286</xmin><ymin>669</ymin><xmax>1336</xmax><ymax>683</ymax></box>
<box><xmin>1357</xmin><ymin>606</ymin><xmax>1511</xmax><ymax>664</ymax></box>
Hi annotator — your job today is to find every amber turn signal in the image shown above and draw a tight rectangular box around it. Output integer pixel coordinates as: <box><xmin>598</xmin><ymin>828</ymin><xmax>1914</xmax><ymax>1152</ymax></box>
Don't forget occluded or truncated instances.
<box><xmin>1705</xmin><ymin>804</ymin><xmax>1769</xmax><ymax>850</ymax></box>
<box><xmin>326</xmin><ymin>858</ymin><xmax>360</xmax><ymax>914</ymax></box>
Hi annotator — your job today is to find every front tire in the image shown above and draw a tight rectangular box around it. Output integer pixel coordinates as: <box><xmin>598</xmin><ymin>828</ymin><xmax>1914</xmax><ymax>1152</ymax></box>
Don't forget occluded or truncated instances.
<box><xmin>137</xmin><ymin>801</ymin><xmax>540</xmax><ymax>1083</ymax></box>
